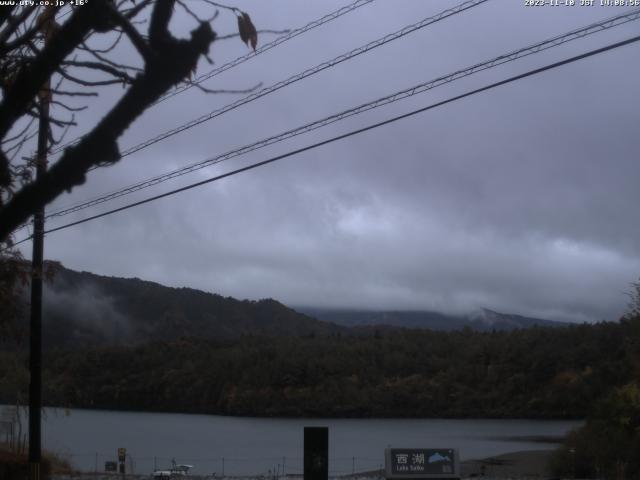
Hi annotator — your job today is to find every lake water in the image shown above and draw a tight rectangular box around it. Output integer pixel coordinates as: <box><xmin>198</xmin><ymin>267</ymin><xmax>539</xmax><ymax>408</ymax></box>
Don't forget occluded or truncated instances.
<box><xmin>9</xmin><ymin>407</ymin><xmax>582</xmax><ymax>476</ymax></box>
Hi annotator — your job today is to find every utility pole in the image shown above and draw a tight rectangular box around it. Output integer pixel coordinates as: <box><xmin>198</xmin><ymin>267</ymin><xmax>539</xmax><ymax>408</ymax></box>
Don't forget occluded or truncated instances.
<box><xmin>28</xmin><ymin>75</ymin><xmax>48</xmax><ymax>480</ymax></box>
<box><xmin>29</xmin><ymin>7</ymin><xmax>54</xmax><ymax>480</ymax></box>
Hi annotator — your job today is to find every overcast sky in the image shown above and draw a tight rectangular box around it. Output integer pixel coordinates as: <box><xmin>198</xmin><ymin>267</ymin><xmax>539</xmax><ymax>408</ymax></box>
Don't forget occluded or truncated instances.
<box><xmin>15</xmin><ymin>0</ymin><xmax>640</xmax><ymax>323</ymax></box>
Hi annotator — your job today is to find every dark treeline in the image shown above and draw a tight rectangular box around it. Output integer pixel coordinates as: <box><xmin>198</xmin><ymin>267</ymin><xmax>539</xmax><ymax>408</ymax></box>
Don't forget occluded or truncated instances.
<box><xmin>1</xmin><ymin>319</ymin><xmax>637</xmax><ymax>419</ymax></box>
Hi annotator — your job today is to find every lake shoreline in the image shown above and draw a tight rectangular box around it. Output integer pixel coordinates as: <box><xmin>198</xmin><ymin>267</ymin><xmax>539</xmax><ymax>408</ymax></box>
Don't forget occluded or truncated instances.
<box><xmin>9</xmin><ymin>403</ymin><xmax>585</xmax><ymax>422</ymax></box>
<box><xmin>49</xmin><ymin>450</ymin><xmax>557</xmax><ymax>480</ymax></box>
<box><xmin>2</xmin><ymin>405</ymin><xmax>581</xmax><ymax>476</ymax></box>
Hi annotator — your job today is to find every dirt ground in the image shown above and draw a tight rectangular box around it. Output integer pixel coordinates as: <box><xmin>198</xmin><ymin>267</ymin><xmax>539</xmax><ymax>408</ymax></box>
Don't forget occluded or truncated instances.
<box><xmin>461</xmin><ymin>450</ymin><xmax>554</xmax><ymax>478</ymax></box>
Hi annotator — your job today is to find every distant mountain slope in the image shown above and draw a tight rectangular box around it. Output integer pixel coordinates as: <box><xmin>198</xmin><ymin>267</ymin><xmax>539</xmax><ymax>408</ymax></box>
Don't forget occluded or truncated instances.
<box><xmin>297</xmin><ymin>307</ymin><xmax>568</xmax><ymax>331</ymax></box>
<box><xmin>34</xmin><ymin>264</ymin><xmax>568</xmax><ymax>351</ymax></box>
<box><xmin>467</xmin><ymin>308</ymin><xmax>567</xmax><ymax>329</ymax></box>
<box><xmin>40</xmin><ymin>265</ymin><xmax>344</xmax><ymax>349</ymax></box>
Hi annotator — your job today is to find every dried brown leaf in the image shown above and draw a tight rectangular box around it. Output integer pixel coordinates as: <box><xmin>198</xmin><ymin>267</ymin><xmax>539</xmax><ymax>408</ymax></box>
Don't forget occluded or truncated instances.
<box><xmin>237</xmin><ymin>11</ymin><xmax>258</xmax><ymax>51</ymax></box>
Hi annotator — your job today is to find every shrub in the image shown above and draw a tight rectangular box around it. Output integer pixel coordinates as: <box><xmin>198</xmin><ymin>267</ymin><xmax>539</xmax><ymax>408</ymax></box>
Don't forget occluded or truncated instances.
<box><xmin>550</xmin><ymin>382</ymin><xmax>640</xmax><ymax>479</ymax></box>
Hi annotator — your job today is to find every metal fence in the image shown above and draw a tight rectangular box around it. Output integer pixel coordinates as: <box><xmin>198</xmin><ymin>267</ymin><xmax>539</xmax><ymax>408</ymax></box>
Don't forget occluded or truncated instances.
<box><xmin>61</xmin><ymin>452</ymin><xmax>385</xmax><ymax>478</ymax></box>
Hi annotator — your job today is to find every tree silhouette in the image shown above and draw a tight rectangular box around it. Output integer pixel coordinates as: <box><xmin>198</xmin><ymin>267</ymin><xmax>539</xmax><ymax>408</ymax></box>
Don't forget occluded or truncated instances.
<box><xmin>0</xmin><ymin>0</ymin><xmax>258</xmax><ymax>243</ymax></box>
<box><xmin>0</xmin><ymin>0</ymin><xmax>260</xmax><ymax>337</ymax></box>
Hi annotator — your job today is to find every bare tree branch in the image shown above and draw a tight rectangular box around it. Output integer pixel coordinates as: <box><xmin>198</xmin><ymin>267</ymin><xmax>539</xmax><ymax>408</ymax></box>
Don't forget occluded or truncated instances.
<box><xmin>61</xmin><ymin>59</ymin><xmax>136</xmax><ymax>83</ymax></box>
<box><xmin>47</xmin><ymin>115</ymin><xmax>76</xmax><ymax>129</ymax></box>
<box><xmin>149</xmin><ymin>0</ymin><xmax>175</xmax><ymax>48</ymax></box>
<box><xmin>50</xmin><ymin>116</ymin><xmax>75</xmax><ymax>147</ymax></box>
<box><xmin>202</xmin><ymin>1</ymin><xmax>240</xmax><ymax>14</ymax></box>
<box><xmin>2</xmin><ymin>117</ymin><xmax>37</xmax><ymax>145</ymax></box>
<box><xmin>108</xmin><ymin>4</ymin><xmax>154</xmax><ymax>62</ymax></box>
<box><xmin>50</xmin><ymin>89</ymin><xmax>99</xmax><ymax>97</ymax></box>
<box><xmin>0</xmin><ymin>5</ymin><xmax>17</xmax><ymax>29</ymax></box>
<box><xmin>176</xmin><ymin>0</ymin><xmax>203</xmax><ymax>24</ymax></box>
<box><xmin>1</xmin><ymin>0</ymin><xmax>265</xmax><ymax>246</ymax></box>
<box><xmin>57</xmin><ymin>69</ymin><xmax>126</xmax><ymax>87</ymax></box>
<box><xmin>193</xmin><ymin>81</ymin><xmax>262</xmax><ymax>95</ymax></box>
<box><xmin>81</xmin><ymin>42</ymin><xmax>143</xmax><ymax>73</ymax></box>
<box><xmin>7</xmin><ymin>129</ymin><xmax>37</xmax><ymax>163</ymax></box>
<box><xmin>80</xmin><ymin>30</ymin><xmax>124</xmax><ymax>54</ymax></box>
<box><xmin>123</xmin><ymin>0</ymin><xmax>154</xmax><ymax>20</ymax></box>
<box><xmin>216</xmin><ymin>29</ymin><xmax>289</xmax><ymax>41</ymax></box>
<box><xmin>0</xmin><ymin>3</ymin><xmax>217</xmax><ymax>240</ymax></box>
<box><xmin>49</xmin><ymin>100</ymin><xmax>87</xmax><ymax>112</ymax></box>
<box><xmin>0</xmin><ymin>6</ymin><xmax>37</xmax><ymax>54</ymax></box>
<box><xmin>0</xmin><ymin>2</ymin><xmax>111</xmax><ymax>140</ymax></box>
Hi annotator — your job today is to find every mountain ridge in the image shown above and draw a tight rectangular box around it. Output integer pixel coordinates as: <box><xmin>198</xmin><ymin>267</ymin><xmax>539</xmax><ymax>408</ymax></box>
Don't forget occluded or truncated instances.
<box><xmin>39</xmin><ymin>265</ymin><xmax>344</xmax><ymax>349</ymax></box>
<box><xmin>296</xmin><ymin>306</ymin><xmax>569</xmax><ymax>332</ymax></box>
<box><xmin>32</xmin><ymin>264</ymin><xmax>570</xmax><ymax>350</ymax></box>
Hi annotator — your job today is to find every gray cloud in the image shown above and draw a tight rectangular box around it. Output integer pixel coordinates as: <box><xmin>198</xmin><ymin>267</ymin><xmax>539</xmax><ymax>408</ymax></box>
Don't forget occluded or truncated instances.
<box><xmin>43</xmin><ymin>281</ymin><xmax>131</xmax><ymax>344</ymax></box>
<box><xmin>17</xmin><ymin>0</ymin><xmax>640</xmax><ymax>324</ymax></box>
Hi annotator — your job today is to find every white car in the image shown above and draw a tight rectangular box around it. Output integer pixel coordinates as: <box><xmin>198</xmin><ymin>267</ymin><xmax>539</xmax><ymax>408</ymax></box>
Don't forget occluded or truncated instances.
<box><xmin>152</xmin><ymin>461</ymin><xmax>193</xmax><ymax>478</ymax></box>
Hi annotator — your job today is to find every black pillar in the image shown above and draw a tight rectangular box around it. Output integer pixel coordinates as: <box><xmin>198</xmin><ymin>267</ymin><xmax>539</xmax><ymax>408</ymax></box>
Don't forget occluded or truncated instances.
<box><xmin>304</xmin><ymin>427</ymin><xmax>328</xmax><ymax>480</ymax></box>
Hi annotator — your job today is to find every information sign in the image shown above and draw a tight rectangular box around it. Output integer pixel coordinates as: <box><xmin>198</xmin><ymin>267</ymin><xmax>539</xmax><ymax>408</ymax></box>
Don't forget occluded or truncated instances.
<box><xmin>385</xmin><ymin>448</ymin><xmax>459</xmax><ymax>479</ymax></box>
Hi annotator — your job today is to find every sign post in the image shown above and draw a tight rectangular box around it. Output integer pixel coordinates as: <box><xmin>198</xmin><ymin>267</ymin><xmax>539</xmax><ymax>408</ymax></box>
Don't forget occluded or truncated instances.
<box><xmin>118</xmin><ymin>448</ymin><xmax>126</xmax><ymax>475</ymax></box>
<box><xmin>385</xmin><ymin>448</ymin><xmax>460</xmax><ymax>480</ymax></box>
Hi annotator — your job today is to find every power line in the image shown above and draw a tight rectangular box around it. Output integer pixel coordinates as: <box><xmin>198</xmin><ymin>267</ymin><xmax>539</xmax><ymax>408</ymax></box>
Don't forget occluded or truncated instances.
<box><xmin>19</xmin><ymin>33</ymin><xmax>638</xmax><ymax>243</ymax></box>
<box><xmin>155</xmin><ymin>0</ymin><xmax>376</xmax><ymax>105</ymax></box>
<box><xmin>44</xmin><ymin>7</ymin><xmax>640</xmax><ymax>220</ymax></box>
<box><xmin>47</xmin><ymin>0</ymin><xmax>376</xmax><ymax>157</ymax></box>
<box><xmin>5</xmin><ymin>0</ymin><xmax>488</xmax><ymax>241</ymax></box>
<box><xmin>95</xmin><ymin>0</ymin><xmax>489</xmax><ymax>161</ymax></box>
<box><xmin>44</xmin><ymin>0</ymin><xmax>489</xmax><ymax>216</ymax></box>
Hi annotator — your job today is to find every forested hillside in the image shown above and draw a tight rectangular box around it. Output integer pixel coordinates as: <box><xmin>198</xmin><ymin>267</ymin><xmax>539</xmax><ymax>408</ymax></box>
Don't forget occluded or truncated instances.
<box><xmin>38</xmin><ymin>266</ymin><xmax>344</xmax><ymax>349</ymax></box>
<box><xmin>299</xmin><ymin>307</ymin><xmax>568</xmax><ymax>330</ymax></box>
<box><xmin>1</xmin><ymin>318</ymin><xmax>635</xmax><ymax>419</ymax></box>
<box><xmin>34</xmin><ymin>266</ymin><xmax>569</xmax><ymax>351</ymax></box>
